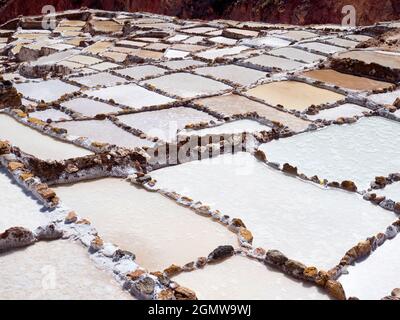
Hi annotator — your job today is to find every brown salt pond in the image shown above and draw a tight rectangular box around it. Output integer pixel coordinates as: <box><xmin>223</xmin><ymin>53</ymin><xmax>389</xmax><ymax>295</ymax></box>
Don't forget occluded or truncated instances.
<box><xmin>0</xmin><ymin>240</ymin><xmax>132</xmax><ymax>300</ymax></box>
<box><xmin>301</xmin><ymin>69</ymin><xmax>393</xmax><ymax>91</ymax></box>
<box><xmin>53</xmin><ymin>178</ymin><xmax>238</xmax><ymax>271</ymax></box>
<box><xmin>0</xmin><ymin>114</ymin><xmax>92</xmax><ymax>161</ymax></box>
<box><xmin>173</xmin><ymin>255</ymin><xmax>330</xmax><ymax>300</ymax></box>
<box><xmin>195</xmin><ymin>94</ymin><xmax>311</xmax><ymax>132</ymax></box>
<box><xmin>245</xmin><ymin>81</ymin><xmax>345</xmax><ymax>111</ymax></box>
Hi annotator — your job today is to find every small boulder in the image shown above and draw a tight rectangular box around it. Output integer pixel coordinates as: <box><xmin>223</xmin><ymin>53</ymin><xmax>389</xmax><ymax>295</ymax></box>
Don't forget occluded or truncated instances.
<box><xmin>282</xmin><ymin>163</ymin><xmax>298</xmax><ymax>175</ymax></box>
<box><xmin>164</xmin><ymin>264</ymin><xmax>183</xmax><ymax>278</ymax></box>
<box><xmin>64</xmin><ymin>211</ymin><xmax>78</xmax><ymax>224</ymax></box>
<box><xmin>207</xmin><ymin>245</ymin><xmax>234</xmax><ymax>262</ymax></box>
<box><xmin>265</xmin><ymin>249</ymin><xmax>288</xmax><ymax>266</ymax></box>
<box><xmin>0</xmin><ymin>227</ymin><xmax>36</xmax><ymax>252</ymax></box>
<box><xmin>325</xmin><ymin>280</ymin><xmax>346</xmax><ymax>300</ymax></box>
<box><xmin>174</xmin><ymin>286</ymin><xmax>197</xmax><ymax>300</ymax></box>
<box><xmin>341</xmin><ymin>180</ymin><xmax>357</xmax><ymax>192</ymax></box>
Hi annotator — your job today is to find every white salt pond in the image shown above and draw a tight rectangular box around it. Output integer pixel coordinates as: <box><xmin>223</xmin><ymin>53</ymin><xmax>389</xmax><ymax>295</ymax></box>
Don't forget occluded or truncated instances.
<box><xmin>297</xmin><ymin>42</ymin><xmax>346</xmax><ymax>55</ymax></box>
<box><xmin>377</xmin><ymin>182</ymin><xmax>400</xmax><ymax>202</ymax></box>
<box><xmin>241</xmin><ymin>36</ymin><xmax>292</xmax><ymax>48</ymax></box>
<box><xmin>195</xmin><ymin>46</ymin><xmax>248</xmax><ymax>61</ymax></box>
<box><xmin>70</xmin><ymin>72</ymin><xmax>126</xmax><ymax>87</ymax></box>
<box><xmin>369</xmin><ymin>89</ymin><xmax>400</xmax><ymax>105</ymax></box>
<box><xmin>339</xmin><ymin>235</ymin><xmax>400</xmax><ymax>300</ymax></box>
<box><xmin>259</xmin><ymin>117</ymin><xmax>400</xmax><ymax>190</ymax></box>
<box><xmin>151</xmin><ymin>152</ymin><xmax>396</xmax><ymax>269</ymax></box>
<box><xmin>306</xmin><ymin>104</ymin><xmax>369</xmax><ymax>121</ymax></box>
<box><xmin>0</xmin><ymin>167</ymin><xmax>50</xmax><ymax>232</ymax></box>
<box><xmin>114</xmin><ymin>65</ymin><xmax>168</xmax><ymax>80</ymax></box>
<box><xmin>117</xmin><ymin>107</ymin><xmax>217</xmax><ymax>142</ymax></box>
<box><xmin>268</xmin><ymin>47</ymin><xmax>325</xmax><ymax>63</ymax></box>
<box><xmin>15</xmin><ymin>80</ymin><xmax>79</xmax><ymax>102</ymax></box>
<box><xmin>243</xmin><ymin>54</ymin><xmax>306</xmax><ymax>71</ymax></box>
<box><xmin>61</xmin><ymin>98</ymin><xmax>122</xmax><ymax>117</ymax></box>
<box><xmin>174</xmin><ymin>255</ymin><xmax>330</xmax><ymax>300</ymax></box>
<box><xmin>179</xmin><ymin>119</ymin><xmax>271</xmax><ymax>137</ymax></box>
<box><xmin>142</xmin><ymin>73</ymin><xmax>231</xmax><ymax>99</ymax></box>
<box><xmin>160</xmin><ymin>59</ymin><xmax>207</xmax><ymax>70</ymax></box>
<box><xmin>54</xmin><ymin>120</ymin><xmax>155</xmax><ymax>149</ymax></box>
<box><xmin>88</xmin><ymin>84</ymin><xmax>175</xmax><ymax>109</ymax></box>
<box><xmin>0</xmin><ymin>114</ymin><xmax>92</xmax><ymax>160</ymax></box>
<box><xmin>0</xmin><ymin>240</ymin><xmax>132</xmax><ymax>300</ymax></box>
<box><xmin>53</xmin><ymin>178</ymin><xmax>238</xmax><ymax>271</ymax></box>
<box><xmin>194</xmin><ymin>64</ymin><xmax>266</xmax><ymax>87</ymax></box>
<box><xmin>29</xmin><ymin>109</ymin><xmax>71</xmax><ymax>122</ymax></box>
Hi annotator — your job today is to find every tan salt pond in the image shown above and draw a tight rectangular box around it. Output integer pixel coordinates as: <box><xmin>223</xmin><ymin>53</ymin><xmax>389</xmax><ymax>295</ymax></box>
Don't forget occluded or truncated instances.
<box><xmin>195</xmin><ymin>94</ymin><xmax>311</xmax><ymax>132</ymax></box>
<box><xmin>0</xmin><ymin>114</ymin><xmax>92</xmax><ymax>160</ymax></box>
<box><xmin>54</xmin><ymin>178</ymin><xmax>238</xmax><ymax>271</ymax></box>
<box><xmin>174</xmin><ymin>255</ymin><xmax>330</xmax><ymax>300</ymax></box>
<box><xmin>301</xmin><ymin>69</ymin><xmax>392</xmax><ymax>91</ymax></box>
<box><xmin>245</xmin><ymin>81</ymin><xmax>345</xmax><ymax>111</ymax></box>
<box><xmin>336</xmin><ymin>50</ymin><xmax>400</xmax><ymax>69</ymax></box>
<box><xmin>0</xmin><ymin>240</ymin><xmax>131</xmax><ymax>300</ymax></box>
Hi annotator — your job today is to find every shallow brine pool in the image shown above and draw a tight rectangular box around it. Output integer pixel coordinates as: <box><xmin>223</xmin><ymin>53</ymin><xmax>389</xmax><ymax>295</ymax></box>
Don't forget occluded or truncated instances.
<box><xmin>0</xmin><ymin>240</ymin><xmax>131</xmax><ymax>300</ymax></box>
<box><xmin>259</xmin><ymin>117</ymin><xmax>400</xmax><ymax>190</ymax></box>
<box><xmin>54</xmin><ymin>178</ymin><xmax>238</xmax><ymax>271</ymax></box>
<box><xmin>151</xmin><ymin>152</ymin><xmax>395</xmax><ymax>269</ymax></box>
<box><xmin>0</xmin><ymin>114</ymin><xmax>92</xmax><ymax>161</ymax></box>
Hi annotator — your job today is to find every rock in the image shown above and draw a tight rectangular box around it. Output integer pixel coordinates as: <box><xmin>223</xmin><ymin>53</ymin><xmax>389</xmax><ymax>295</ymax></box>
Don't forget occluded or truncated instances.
<box><xmin>19</xmin><ymin>172</ymin><xmax>34</xmax><ymax>181</ymax></box>
<box><xmin>315</xmin><ymin>271</ymin><xmax>329</xmax><ymax>287</ymax></box>
<box><xmin>391</xmin><ymin>288</ymin><xmax>400</xmax><ymax>297</ymax></box>
<box><xmin>64</xmin><ymin>211</ymin><xmax>78</xmax><ymax>224</ymax></box>
<box><xmin>174</xmin><ymin>286</ymin><xmax>197</xmax><ymax>300</ymax></box>
<box><xmin>195</xmin><ymin>257</ymin><xmax>207</xmax><ymax>268</ymax></box>
<box><xmin>157</xmin><ymin>289</ymin><xmax>174</xmax><ymax>300</ymax></box>
<box><xmin>127</xmin><ymin>269</ymin><xmax>146</xmax><ymax>281</ymax></box>
<box><xmin>207</xmin><ymin>245</ymin><xmax>234</xmax><ymax>262</ymax></box>
<box><xmin>375</xmin><ymin>176</ymin><xmax>387</xmax><ymax>187</ymax></box>
<box><xmin>282</xmin><ymin>163</ymin><xmax>298</xmax><ymax>175</ymax></box>
<box><xmin>355</xmin><ymin>240</ymin><xmax>372</xmax><ymax>259</ymax></box>
<box><xmin>76</xmin><ymin>218</ymin><xmax>91</xmax><ymax>225</ymax></box>
<box><xmin>284</xmin><ymin>259</ymin><xmax>306</xmax><ymax>277</ymax></box>
<box><xmin>65</xmin><ymin>164</ymin><xmax>79</xmax><ymax>174</ymax></box>
<box><xmin>0</xmin><ymin>227</ymin><xmax>36</xmax><ymax>252</ymax></box>
<box><xmin>8</xmin><ymin>161</ymin><xmax>24</xmax><ymax>171</ymax></box>
<box><xmin>341</xmin><ymin>180</ymin><xmax>357</xmax><ymax>192</ymax></box>
<box><xmin>265</xmin><ymin>249</ymin><xmax>288</xmax><ymax>266</ymax></box>
<box><xmin>239</xmin><ymin>228</ymin><xmax>253</xmax><ymax>244</ymax></box>
<box><xmin>132</xmin><ymin>276</ymin><xmax>156</xmax><ymax>299</ymax></box>
<box><xmin>254</xmin><ymin>149</ymin><xmax>267</xmax><ymax>162</ymax></box>
<box><xmin>164</xmin><ymin>264</ymin><xmax>183</xmax><ymax>278</ymax></box>
<box><xmin>0</xmin><ymin>141</ymin><xmax>11</xmax><ymax>155</ymax></box>
<box><xmin>325</xmin><ymin>280</ymin><xmax>346</xmax><ymax>300</ymax></box>
<box><xmin>386</xmin><ymin>225</ymin><xmax>397</xmax><ymax>239</ymax></box>
<box><xmin>89</xmin><ymin>236</ymin><xmax>104</xmax><ymax>253</ymax></box>
<box><xmin>35</xmin><ymin>224</ymin><xmax>63</xmax><ymax>240</ymax></box>
<box><xmin>230</xmin><ymin>218</ymin><xmax>246</xmax><ymax>228</ymax></box>
<box><xmin>379</xmin><ymin>199</ymin><xmax>396</xmax><ymax>211</ymax></box>
<box><xmin>112</xmin><ymin>249</ymin><xmax>136</xmax><ymax>262</ymax></box>
<box><xmin>182</xmin><ymin>261</ymin><xmax>195</xmax><ymax>272</ymax></box>
<box><xmin>394</xmin><ymin>202</ymin><xmax>400</xmax><ymax>214</ymax></box>
<box><xmin>382</xmin><ymin>295</ymin><xmax>400</xmax><ymax>300</ymax></box>
<box><xmin>303</xmin><ymin>267</ymin><xmax>319</xmax><ymax>280</ymax></box>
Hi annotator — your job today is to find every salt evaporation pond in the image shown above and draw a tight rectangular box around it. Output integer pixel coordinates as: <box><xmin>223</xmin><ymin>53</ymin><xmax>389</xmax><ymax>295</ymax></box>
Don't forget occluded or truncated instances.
<box><xmin>0</xmin><ymin>167</ymin><xmax>50</xmax><ymax>231</ymax></box>
<box><xmin>142</xmin><ymin>73</ymin><xmax>231</xmax><ymax>99</ymax></box>
<box><xmin>339</xmin><ymin>235</ymin><xmax>400</xmax><ymax>300</ymax></box>
<box><xmin>245</xmin><ymin>81</ymin><xmax>345</xmax><ymax>111</ymax></box>
<box><xmin>88</xmin><ymin>84</ymin><xmax>175</xmax><ymax>109</ymax></box>
<box><xmin>306</xmin><ymin>104</ymin><xmax>369</xmax><ymax>121</ymax></box>
<box><xmin>54</xmin><ymin>178</ymin><xmax>238</xmax><ymax>271</ymax></box>
<box><xmin>70</xmin><ymin>72</ymin><xmax>126</xmax><ymax>87</ymax></box>
<box><xmin>174</xmin><ymin>255</ymin><xmax>330</xmax><ymax>300</ymax></box>
<box><xmin>61</xmin><ymin>98</ymin><xmax>122</xmax><ymax>117</ymax></box>
<box><xmin>15</xmin><ymin>80</ymin><xmax>79</xmax><ymax>102</ymax></box>
<box><xmin>150</xmin><ymin>152</ymin><xmax>395</xmax><ymax>269</ymax></box>
<box><xmin>117</xmin><ymin>107</ymin><xmax>217</xmax><ymax>142</ymax></box>
<box><xmin>0</xmin><ymin>240</ymin><xmax>131</xmax><ymax>300</ymax></box>
<box><xmin>179</xmin><ymin>119</ymin><xmax>271</xmax><ymax>137</ymax></box>
<box><xmin>29</xmin><ymin>109</ymin><xmax>71</xmax><ymax>122</ymax></box>
<box><xmin>55</xmin><ymin>120</ymin><xmax>155</xmax><ymax>149</ymax></box>
<box><xmin>268</xmin><ymin>47</ymin><xmax>325</xmax><ymax>63</ymax></box>
<box><xmin>260</xmin><ymin>117</ymin><xmax>400</xmax><ymax>190</ymax></box>
<box><xmin>369</xmin><ymin>88</ymin><xmax>400</xmax><ymax>105</ymax></box>
<box><xmin>0</xmin><ymin>114</ymin><xmax>92</xmax><ymax>160</ymax></box>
